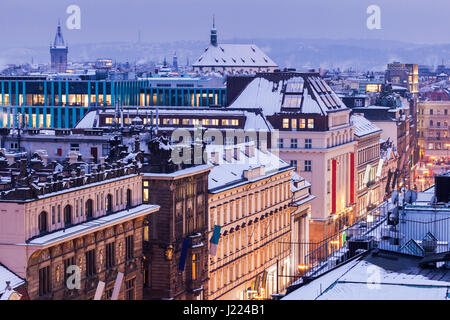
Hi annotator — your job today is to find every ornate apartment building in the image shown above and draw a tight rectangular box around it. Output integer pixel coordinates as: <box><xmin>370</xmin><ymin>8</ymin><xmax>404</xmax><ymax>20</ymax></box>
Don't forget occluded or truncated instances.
<box><xmin>0</xmin><ymin>156</ymin><xmax>159</xmax><ymax>300</ymax></box>
<box><xmin>207</xmin><ymin>142</ymin><xmax>313</xmax><ymax>300</ymax></box>
<box><xmin>417</xmin><ymin>87</ymin><xmax>450</xmax><ymax>163</ymax></box>
<box><xmin>351</xmin><ymin>114</ymin><xmax>382</xmax><ymax>217</ymax></box>
<box><xmin>227</xmin><ymin>71</ymin><xmax>357</xmax><ymax>243</ymax></box>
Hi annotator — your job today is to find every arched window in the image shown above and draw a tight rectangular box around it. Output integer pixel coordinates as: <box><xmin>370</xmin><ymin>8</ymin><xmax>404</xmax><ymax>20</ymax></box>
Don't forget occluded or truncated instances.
<box><xmin>38</xmin><ymin>211</ymin><xmax>48</xmax><ymax>234</ymax></box>
<box><xmin>126</xmin><ymin>189</ymin><xmax>132</xmax><ymax>208</ymax></box>
<box><xmin>64</xmin><ymin>205</ymin><xmax>72</xmax><ymax>226</ymax></box>
<box><xmin>106</xmin><ymin>194</ymin><xmax>113</xmax><ymax>214</ymax></box>
<box><xmin>86</xmin><ymin>199</ymin><xmax>93</xmax><ymax>219</ymax></box>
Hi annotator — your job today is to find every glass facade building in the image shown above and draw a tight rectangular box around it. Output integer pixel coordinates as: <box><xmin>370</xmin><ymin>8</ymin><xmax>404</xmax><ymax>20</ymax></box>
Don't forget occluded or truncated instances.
<box><xmin>0</xmin><ymin>78</ymin><xmax>226</xmax><ymax>128</ymax></box>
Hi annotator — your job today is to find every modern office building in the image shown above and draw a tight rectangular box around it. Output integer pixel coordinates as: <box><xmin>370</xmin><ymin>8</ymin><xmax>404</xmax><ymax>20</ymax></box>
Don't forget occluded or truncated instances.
<box><xmin>0</xmin><ymin>76</ymin><xmax>226</xmax><ymax>129</ymax></box>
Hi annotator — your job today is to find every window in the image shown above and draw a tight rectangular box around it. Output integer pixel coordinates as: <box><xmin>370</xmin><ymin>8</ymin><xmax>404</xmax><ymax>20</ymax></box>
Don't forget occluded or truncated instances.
<box><xmin>304</xmin><ymin>160</ymin><xmax>312</xmax><ymax>172</ymax></box>
<box><xmin>282</xmin><ymin>119</ymin><xmax>289</xmax><ymax>129</ymax></box>
<box><xmin>305</xmin><ymin>138</ymin><xmax>312</xmax><ymax>149</ymax></box>
<box><xmin>70</xmin><ymin>144</ymin><xmax>80</xmax><ymax>151</ymax></box>
<box><xmin>299</xmin><ymin>119</ymin><xmax>306</xmax><ymax>129</ymax></box>
<box><xmin>85</xmin><ymin>249</ymin><xmax>96</xmax><ymax>276</ymax></box>
<box><xmin>51</xmin><ymin>206</ymin><xmax>55</xmax><ymax>225</ymax></box>
<box><xmin>430</xmin><ymin>109</ymin><xmax>433</xmax><ymax>115</ymax></box>
<box><xmin>126</xmin><ymin>189</ymin><xmax>132</xmax><ymax>208</ymax></box>
<box><xmin>125</xmin><ymin>278</ymin><xmax>135</xmax><ymax>300</ymax></box>
<box><xmin>125</xmin><ymin>235</ymin><xmax>134</xmax><ymax>260</ymax></box>
<box><xmin>192</xmin><ymin>254</ymin><xmax>199</xmax><ymax>280</ymax></box>
<box><xmin>64</xmin><ymin>205</ymin><xmax>72</xmax><ymax>226</ymax></box>
<box><xmin>102</xmin><ymin>143</ymin><xmax>111</xmax><ymax>157</ymax></box>
<box><xmin>277</xmin><ymin>138</ymin><xmax>284</xmax><ymax>149</ymax></box>
<box><xmin>291</xmin><ymin>118</ymin><xmax>297</xmax><ymax>129</ymax></box>
<box><xmin>39</xmin><ymin>266</ymin><xmax>51</xmax><ymax>296</ymax></box>
<box><xmin>106</xmin><ymin>242</ymin><xmax>115</xmax><ymax>269</ymax></box>
<box><xmin>308</xmin><ymin>119</ymin><xmax>314</xmax><ymax>129</ymax></box>
<box><xmin>38</xmin><ymin>211</ymin><xmax>48</xmax><ymax>234</ymax></box>
<box><xmin>57</xmin><ymin>205</ymin><xmax>61</xmax><ymax>223</ymax></box>
<box><xmin>143</xmin><ymin>181</ymin><xmax>149</xmax><ymax>203</ymax></box>
<box><xmin>221</xmin><ymin>119</ymin><xmax>230</xmax><ymax>126</ymax></box>
<box><xmin>290</xmin><ymin>139</ymin><xmax>298</xmax><ymax>149</ymax></box>
<box><xmin>290</xmin><ymin>160</ymin><xmax>298</xmax><ymax>171</ymax></box>
<box><xmin>106</xmin><ymin>194</ymin><xmax>113</xmax><ymax>213</ymax></box>
<box><xmin>231</xmin><ymin>119</ymin><xmax>239</xmax><ymax>126</ymax></box>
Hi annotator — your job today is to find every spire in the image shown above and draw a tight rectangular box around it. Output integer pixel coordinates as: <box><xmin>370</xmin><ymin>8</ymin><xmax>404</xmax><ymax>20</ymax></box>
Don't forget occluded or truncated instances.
<box><xmin>210</xmin><ymin>14</ymin><xmax>218</xmax><ymax>46</ymax></box>
<box><xmin>53</xmin><ymin>19</ymin><xmax>66</xmax><ymax>48</ymax></box>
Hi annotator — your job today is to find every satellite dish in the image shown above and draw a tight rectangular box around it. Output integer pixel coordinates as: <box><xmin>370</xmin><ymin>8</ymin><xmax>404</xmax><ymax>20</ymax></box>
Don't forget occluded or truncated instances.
<box><xmin>391</xmin><ymin>190</ymin><xmax>399</xmax><ymax>205</ymax></box>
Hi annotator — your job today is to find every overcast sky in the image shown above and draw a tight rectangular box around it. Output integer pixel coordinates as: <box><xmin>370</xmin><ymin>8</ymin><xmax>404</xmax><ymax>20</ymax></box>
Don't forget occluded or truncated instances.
<box><xmin>0</xmin><ymin>0</ymin><xmax>449</xmax><ymax>47</ymax></box>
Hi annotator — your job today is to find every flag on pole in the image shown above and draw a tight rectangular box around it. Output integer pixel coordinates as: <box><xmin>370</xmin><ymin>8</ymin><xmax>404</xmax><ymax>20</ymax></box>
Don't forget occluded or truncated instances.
<box><xmin>178</xmin><ymin>238</ymin><xmax>190</xmax><ymax>271</ymax></box>
<box><xmin>210</xmin><ymin>225</ymin><xmax>221</xmax><ymax>256</ymax></box>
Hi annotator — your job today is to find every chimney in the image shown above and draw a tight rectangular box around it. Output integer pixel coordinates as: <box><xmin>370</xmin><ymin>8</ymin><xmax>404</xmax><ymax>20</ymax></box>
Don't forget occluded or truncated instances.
<box><xmin>245</xmin><ymin>142</ymin><xmax>255</xmax><ymax>158</ymax></box>
<box><xmin>5</xmin><ymin>153</ymin><xmax>15</xmax><ymax>166</ymax></box>
<box><xmin>68</xmin><ymin>151</ymin><xmax>79</xmax><ymax>164</ymax></box>
<box><xmin>36</xmin><ymin>150</ymin><xmax>49</xmax><ymax>166</ymax></box>
<box><xmin>210</xmin><ymin>151</ymin><xmax>219</xmax><ymax>165</ymax></box>
<box><xmin>224</xmin><ymin>146</ymin><xmax>232</xmax><ymax>163</ymax></box>
<box><xmin>259</xmin><ymin>140</ymin><xmax>268</xmax><ymax>153</ymax></box>
<box><xmin>234</xmin><ymin>146</ymin><xmax>241</xmax><ymax>161</ymax></box>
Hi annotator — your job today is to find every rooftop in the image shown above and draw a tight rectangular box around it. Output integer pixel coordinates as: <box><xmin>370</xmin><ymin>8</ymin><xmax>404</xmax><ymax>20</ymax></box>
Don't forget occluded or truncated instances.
<box><xmin>27</xmin><ymin>204</ymin><xmax>159</xmax><ymax>247</ymax></box>
<box><xmin>283</xmin><ymin>249</ymin><xmax>450</xmax><ymax>300</ymax></box>
<box><xmin>228</xmin><ymin>73</ymin><xmax>348</xmax><ymax>116</ymax></box>
<box><xmin>193</xmin><ymin>43</ymin><xmax>277</xmax><ymax>68</ymax></box>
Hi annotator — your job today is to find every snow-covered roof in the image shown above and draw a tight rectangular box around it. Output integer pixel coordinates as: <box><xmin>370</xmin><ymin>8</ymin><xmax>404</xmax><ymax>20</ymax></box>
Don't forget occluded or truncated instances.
<box><xmin>283</xmin><ymin>251</ymin><xmax>450</xmax><ymax>300</ymax></box>
<box><xmin>351</xmin><ymin>114</ymin><xmax>382</xmax><ymax>137</ymax></box>
<box><xmin>207</xmin><ymin>143</ymin><xmax>291</xmax><ymax>193</ymax></box>
<box><xmin>27</xmin><ymin>204</ymin><xmax>159</xmax><ymax>246</ymax></box>
<box><xmin>193</xmin><ymin>44</ymin><xmax>277</xmax><ymax>68</ymax></box>
<box><xmin>75</xmin><ymin>108</ymin><xmax>273</xmax><ymax>131</ymax></box>
<box><xmin>0</xmin><ymin>264</ymin><xmax>24</xmax><ymax>296</ymax></box>
<box><xmin>228</xmin><ymin>75</ymin><xmax>348</xmax><ymax>116</ymax></box>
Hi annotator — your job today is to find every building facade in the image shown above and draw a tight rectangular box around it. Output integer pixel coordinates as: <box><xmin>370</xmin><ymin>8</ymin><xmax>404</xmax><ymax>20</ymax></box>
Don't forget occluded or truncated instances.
<box><xmin>140</xmin><ymin>138</ymin><xmax>212</xmax><ymax>300</ymax></box>
<box><xmin>351</xmin><ymin>114</ymin><xmax>382</xmax><ymax>218</ymax></box>
<box><xmin>206</xmin><ymin>142</ymin><xmax>309</xmax><ymax>300</ymax></box>
<box><xmin>0</xmin><ymin>158</ymin><xmax>159</xmax><ymax>300</ymax></box>
<box><xmin>227</xmin><ymin>71</ymin><xmax>357</xmax><ymax>243</ymax></box>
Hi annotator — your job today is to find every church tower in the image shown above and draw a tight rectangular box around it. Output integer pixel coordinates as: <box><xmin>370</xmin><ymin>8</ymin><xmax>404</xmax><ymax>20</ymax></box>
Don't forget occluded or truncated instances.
<box><xmin>50</xmin><ymin>20</ymin><xmax>68</xmax><ymax>73</ymax></box>
<box><xmin>210</xmin><ymin>15</ymin><xmax>218</xmax><ymax>46</ymax></box>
